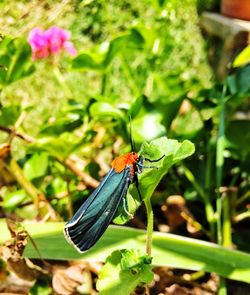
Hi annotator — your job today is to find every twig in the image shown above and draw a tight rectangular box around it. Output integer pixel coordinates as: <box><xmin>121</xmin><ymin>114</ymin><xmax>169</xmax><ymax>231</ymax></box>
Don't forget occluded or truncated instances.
<box><xmin>0</xmin><ymin>125</ymin><xmax>35</xmax><ymax>143</ymax></box>
<box><xmin>64</xmin><ymin>158</ymin><xmax>99</xmax><ymax>188</ymax></box>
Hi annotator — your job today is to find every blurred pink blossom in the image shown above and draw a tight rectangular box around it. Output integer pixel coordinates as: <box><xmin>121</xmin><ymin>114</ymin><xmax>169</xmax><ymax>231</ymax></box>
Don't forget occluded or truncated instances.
<box><xmin>28</xmin><ymin>26</ymin><xmax>77</xmax><ymax>60</ymax></box>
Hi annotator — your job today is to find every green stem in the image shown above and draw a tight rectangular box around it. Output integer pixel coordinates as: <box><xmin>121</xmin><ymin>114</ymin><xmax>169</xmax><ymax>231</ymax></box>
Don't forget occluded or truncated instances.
<box><xmin>216</xmin><ymin>84</ymin><xmax>227</xmax><ymax>246</ymax></box>
<box><xmin>234</xmin><ymin>210</ymin><xmax>250</xmax><ymax>222</ymax></box>
<box><xmin>101</xmin><ymin>72</ymin><xmax>107</xmax><ymax>95</ymax></box>
<box><xmin>144</xmin><ymin>198</ymin><xmax>154</xmax><ymax>256</ymax></box>
<box><xmin>5</xmin><ymin>158</ymin><xmax>58</xmax><ymax>220</ymax></box>
<box><xmin>216</xmin><ymin>84</ymin><xmax>228</xmax><ymax>294</ymax></box>
<box><xmin>236</xmin><ymin>191</ymin><xmax>250</xmax><ymax>207</ymax></box>
<box><xmin>121</xmin><ymin>57</ymin><xmax>140</xmax><ymax>97</ymax></box>
<box><xmin>218</xmin><ymin>278</ymin><xmax>227</xmax><ymax>295</ymax></box>
<box><xmin>222</xmin><ymin>193</ymin><xmax>232</xmax><ymax>247</ymax></box>
<box><xmin>182</xmin><ymin>164</ymin><xmax>215</xmax><ymax>237</ymax></box>
<box><xmin>205</xmin><ymin>143</ymin><xmax>213</xmax><ymax>194</ymax></box>
<box><xmin>6</xmin><ymin>159</ymin><xmax>40</xmax><ymax>206</ymax></box>
<box><xmin>53</xmin><ymin>66</ymin><xmax>73</xmax><ymax>98</ymax></box>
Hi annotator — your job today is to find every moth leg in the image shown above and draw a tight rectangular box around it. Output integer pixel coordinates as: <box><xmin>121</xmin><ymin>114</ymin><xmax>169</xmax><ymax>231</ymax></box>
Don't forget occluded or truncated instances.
<box><xmin>122</xmin><ymin>197</ymin><xmax>133</xmax><ymax>217</ymax></box>
<box><xmin>144</xmin><ymin>154</ymin><xmax>165</xmax><ymax>163</ymax></box>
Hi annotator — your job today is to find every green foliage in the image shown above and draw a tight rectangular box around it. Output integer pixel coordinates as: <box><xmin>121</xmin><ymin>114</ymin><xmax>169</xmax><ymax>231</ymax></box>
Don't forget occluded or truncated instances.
<box><xmin>1</xmin><ymin>220</ymin><xmax>250</xmax><ymax>284</ymax></box>
<box><xmin>0</xmin><ymin>104</ymin><xmax>21</xmax><ymax>126</ymax></box>
<box><xmin>0</xmin><ymin>35</ymin><xmax>35</xmax><ymax>87</ymax></box>
<box><xmin>139</xmin><ymin>138</ymin><xmax>195</xmax><ymax>199</ymax></box>
<box><xmin>97</xmin><ymin>249</ymin><xmax>153</xmax><ymax>295</ymax></box>
<box><xmin>72</xmin><ymin>29</ymin><xmax>144</xmax><ymax>71</ymax></box>
<box><xmin>23</xmin><ymin>152</ymin><xmax>49</xmax><ymax>180</ymax></box>
<box><xmin>233</xmin><ymin>45</ymin><xmax>250</xmax><ymax>68</ymax></box>
<box><xmin>114</xmin><ymin>137</ymin><xmax>194</xmax><ymax>223</ymax></box>
<box><xmin>0</xmin><ymin>1</ymin><xmax>249</xmax><ymax>292</ymax></box>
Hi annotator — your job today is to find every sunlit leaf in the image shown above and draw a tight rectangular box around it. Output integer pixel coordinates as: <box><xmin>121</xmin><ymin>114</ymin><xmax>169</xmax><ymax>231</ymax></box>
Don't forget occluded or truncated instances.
<box><xmin>23</xmin><ymin>152</ymin><xmax>49</xmax><ymax>180</ymax></box>
<box><xmin>1</xmin><ymin>220</ymin><xmax>250</xmax><ymax>283</ymax></box>
<box><xmin>97</xmin><ymin>249</ymin><xmax>153</xmax><ymax>295</ymax></box>
<box><xmin>0</xmin><ymin>105</ymin><xmax>21</xmax><ymax>126</ymax></box>
<box><xmin>71</xmin><ymin>29</ymin><xmax>144</xmax><ymax>71</ymax></box>
<box><xmin>2</xmin><ymin>189</ymin><xmax>30</xmax><ymax>210</ymax></box>
<box><xmin>0</xmin><ymin>35</ymin><xmax>35</xmax><ymax>87</ymax></box>
<box><xmin>233</xmin><ymin>45</ymin><xmax>250</xmax><ymax>68</ymax></box>
<box><xmin>90</xmin><ymin>102</ymin><xmax>124</xmax><ymax>119</ymax></box>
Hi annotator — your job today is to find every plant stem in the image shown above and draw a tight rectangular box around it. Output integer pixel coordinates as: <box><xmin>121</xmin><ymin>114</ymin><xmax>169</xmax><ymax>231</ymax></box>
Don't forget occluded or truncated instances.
<box><xmin>5</xmin><ymin>158</ymin><xmax>58</xmax><ymax>220</ymax></box>
<box><xmin>236</xmin><ymin>191</ymin><xmax>250</xmax><ymax>207</ymax></box>
<box><xmin>121</xmin><ymin>57</ymin><xmax>140</xmax><ymax>97</ymax></box>
<box><xmin>53</xmin><ymin>66</ymin><xmax>73</xmax><ymax>98</ymax></box>
<box><xmin>182</xmin><ymin>163</ymin><xmax>215</xmax><ymax>238</ymax></box>
<box><xmin>101</xmin><ymin>72</ymin><xmax>107</xmax><ymax>95</ymax></box>
<box><xmin>216</xmin><ymin>84</ymin><xmax>227</xmax><ymax>246</ymax></box>
<box><xmin>216</xmin><ymin>84</ymin><xmax>228</xmax><ymax>294</ymax></box>
<box><xmin>234</xmin><ymin>210</ymin><xmax>250</xmax><ymax>222</ymax></box>
<box><xmin>222</xmin><ymin>191</ymin><xmax>232</xmax><ymax>247</ymax></box>
<box><xmin>144</xmin><ymin>197</ymin><xmax>154</xmax><ymax>256</ymax></box>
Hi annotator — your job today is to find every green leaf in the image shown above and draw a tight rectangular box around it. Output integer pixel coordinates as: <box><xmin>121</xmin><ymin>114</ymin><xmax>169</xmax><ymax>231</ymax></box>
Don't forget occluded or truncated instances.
<box><xmin>131</xmin><ymin>113</ymin><xmax>166</xmax><ymax>142</ymax></box>
<box><xmin>1</xmin><ymin>221</ymin><xmax>250</xmax><ymax>283</ymax></box>
<box><xmin>0</xmin><ymin>35</ymin><xmax>35</xmax><ymax>87</ymax></box>
<box><xmin>29</xmin><ymin>279</ymin><xmax>52</xmax><ymax>295</ymax></box>
<box><xmin>233</xmin><ymin>45</ymin><xmax>250</xmax><ymax>68</ymax></box>
<box><xmin>102</xmin><ymin>28</ymin><xmax>144</xmax><ymax>68</ymax></box>
<box><xmin>0</xmin><ymin>105</ymin><xmax>21</xmax><ymax>126</ymax></box>
<box><xmin>40</xmin><ymin>114</ymin><xmax>83</xmax><ymax>135</ymax></box>
<box><xmin>23</xmin><ymin>152</ymin><xmax>49</xmax><ymax>180</ymax></box>
<box><xmin>71</xmin><ymin>53</ymin><xmax>104</xmax><ymax>71</ymax></box>
<box><xmin>128</xmin><ymin>95</ymin><xmax>144</xmax><ymax>119</ymax></box>
<box><xmin>2</xmin><ymin>189</ymin><xmax>30</xmax><ymax>210</ymax></box>
<box><xmin>29</xmin><ymin>134</ymin><xmax>85</xmax><ymax>160</ymax></box>
<box><xmin>227</xmin><ymin>65</ymin><xmax>250</xmax><ymax>95</ymax></box>
<box><xmin>225</xmin><ymin>120</ymin><xmax>250</xmax><ymax>158</ymax></box>
<box><xmin>71</xmin><ymin>29</ymin><xmax>144</xmax><ymax>71</ymax></box>
<box><xmin>137</xmin><ymin>137</ymin><xmax>195</xmax><ymax>201</ymax></box>
<box><xmin>114</xmin><ymin>137</ymin><xmax>194</xmax><ymax>223</ymax></box>
<box><xmin>96</xmin><ymin>249</ymin><xmax>153</xmax><ymax>295</ymax></box>
<box><xmin>90</xmin><ymin>102</ymin><xmax>124</xmax><ymax>119</ymax></box>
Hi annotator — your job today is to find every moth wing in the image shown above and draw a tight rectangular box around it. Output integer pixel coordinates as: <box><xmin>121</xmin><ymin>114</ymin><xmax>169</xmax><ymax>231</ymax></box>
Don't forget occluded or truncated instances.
<box><xmin>64</xmin><ymin>166</ymin><xmax>131</xmax><ymax>252</ymax></box>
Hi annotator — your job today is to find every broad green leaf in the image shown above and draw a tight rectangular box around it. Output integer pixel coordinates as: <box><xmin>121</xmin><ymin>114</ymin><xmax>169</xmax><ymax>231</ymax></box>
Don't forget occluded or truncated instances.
<box><xmin>23</xmin><ymin>152</ymin><xmax>49</xmax><ymax>180</ymax></box>
<box><xmin>137</xmin><ymin>137</ymin><xmax>195</xmax><ymax>201</ymax></box>
<box><xmin>127</xmin><ymin>95</ymin><xmax>144</xmax><ymax>119</ymax></box>
<box><xmin>227</xmin><ymin>65</ymin><xmax>250</xmax><ymax>95</ymax></box>
<box><xmin>233</xmin><ymin>45</ymin><xmax>250</xmax><ymax>68</ymax></box>
<box><xmin>71</xmin><ymin>29</ymin><xmax>144</xmax><ymax>71</ymax></box>
<box><xmin>40</xmin><ymin>114</ymin><xmax>83</xmax><ymax>135</ymax></box>
<box><xmin>90</xmin><ymin>102</ymin><xmax>124</xmax><ymax>119</ymax></box>
<box><xmin>2</xmin><ymin>189</ymin><xmax>30</xmax><ymax>210</ymax></box>
<box><xmin>225</xmin><ymin>120</ymin><xmax>250</xmax><ymax>158</ymax></box>
<box><xmin>1</xmin><ymin>220</ymin><xmax>250</xmax><ymax>283</ymax></box>
<box><xmin>102</xmin><ymin>28</ymin><xmax>144</xmax><ymax>68</ymax></box>
<box><xmin>0</xmin><ymin>105</ymin><xmax>21</xmax><ymax>126</ymax></box>
<box><xmin>71</xmin><ymin>53</ymin><xmax>104</xmax><ymax>71</ymax></box>
<box><xmin>97</xmin><ymin>250</ymin><xmax>153</xmax><ymax>295</ymax></box>
<box><xmin>0</xmin><ymin>35</ymin><xmax>35</xmax><ymax>87</ymax></box>
<box><xmin>29</xmin><ymin>135</ymin><xmax>85</xmax><ymax>160</ymax></box>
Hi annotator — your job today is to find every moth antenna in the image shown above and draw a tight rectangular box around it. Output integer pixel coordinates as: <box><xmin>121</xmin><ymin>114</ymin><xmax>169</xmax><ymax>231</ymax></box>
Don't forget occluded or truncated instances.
<box><xmin>129</xmin><ymin>115</ymin><xmax>135</xmax><ymax>152</ymax></box>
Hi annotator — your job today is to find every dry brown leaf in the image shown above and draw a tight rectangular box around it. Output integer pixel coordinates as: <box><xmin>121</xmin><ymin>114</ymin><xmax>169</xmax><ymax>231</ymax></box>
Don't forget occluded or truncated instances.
<box><xmin>0</xmin><ymin>219</ymin><xmax>48</xmax><ymax>281</ymax></box>
<box><xmin>161</xmin><ymin>195</ymin><xmax>201</xmax><ymax>235</ymax></box>
<box><xmin>52</xmin><ymin>264</ymin><xmax>91</xmax><ymax>295</ymax></box>
<box><xmin>165</xmin><ymin>284</ymin><xmax>193</xmax><ymax>295</ymax></box>
<box><xmin>0</xmin><ymin>143</ymin><xmax>11</xmax><ymax>159</ymax></box>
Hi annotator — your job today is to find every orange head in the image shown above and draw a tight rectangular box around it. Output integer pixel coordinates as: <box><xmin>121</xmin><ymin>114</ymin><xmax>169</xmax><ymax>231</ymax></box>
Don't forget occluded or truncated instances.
<box><xmin>111</xmin><ymin>152</ymin><xmax>139</xmax><ymax>174</ymax></box>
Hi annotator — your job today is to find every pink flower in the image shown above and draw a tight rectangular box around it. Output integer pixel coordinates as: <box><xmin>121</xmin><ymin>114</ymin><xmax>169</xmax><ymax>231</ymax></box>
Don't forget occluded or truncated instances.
<box><xmin>28</xmin><ymin>26</ymin><xmax>77</xmax><ymax>60</ymax></box>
